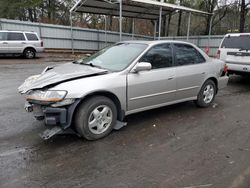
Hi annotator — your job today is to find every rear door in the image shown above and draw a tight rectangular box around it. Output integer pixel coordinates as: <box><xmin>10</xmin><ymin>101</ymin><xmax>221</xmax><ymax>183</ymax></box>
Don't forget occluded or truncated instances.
<box><xmin>173</xmin><ymin>43</ymin><xmax>208</xmax><ymax>100</ymax></box>
<box><xmin>0</xmin><ymin>32</ymin><xmax>8</xmax><ymax>54</ymax></box>
<box><xmin>7</xmin><ymin>32</ymin><xmax>26</xmax><ymax>53</ymax></box>
<box><xmin>220</xmin><ymin>34</ymin><xmax>250</xmax><ymax>65</ymax></box>
<box><xmin>127</xmin><ymin>43</ymin><xmax>176</xmax><ymax>112</ymax></box>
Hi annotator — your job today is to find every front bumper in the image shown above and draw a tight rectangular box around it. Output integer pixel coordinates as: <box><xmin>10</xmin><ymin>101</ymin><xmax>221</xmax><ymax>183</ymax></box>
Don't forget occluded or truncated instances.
<box><xmin>25</xmin><ymin>100</ymin><xmax>80</xmax><ymax>128</ymax></box>
<box><xmin>25</xmin><ymin>100</ymin><xmax>80</xmax><ymax>138</ymax></box>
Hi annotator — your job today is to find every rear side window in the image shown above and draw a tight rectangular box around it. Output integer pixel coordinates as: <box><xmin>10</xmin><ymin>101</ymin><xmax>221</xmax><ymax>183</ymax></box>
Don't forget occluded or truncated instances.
<box><xmin>25</xmin><ymin>33</ymin><xmax>39</xmax><ymax>41</ymax></box>
<box><xmin>140</xmin><ymin>43</ymin><xmax>173</xmax><ymax>69</ymax></box>
<box><xmin>221</xmin><ymin>35</ymin><xmax>250</xmax><ymax>49</ymax></box>
<box><xmin>174</xmin><ymin>44</ymin><xmax>205</xmax><ymax>66</ymax></box>
<box><xmin>0</xmin><ymin>32</ymin><xmax>7</xmax><ymax>41</ymax></box>
<box><xmin>7</xmin><ymin>32</ymin><xmax>25</xmax><ymax>41</ymax></box>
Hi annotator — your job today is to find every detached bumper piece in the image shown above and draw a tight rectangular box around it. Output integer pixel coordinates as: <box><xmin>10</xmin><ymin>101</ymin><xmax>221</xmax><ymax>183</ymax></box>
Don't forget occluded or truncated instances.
<box><xmin>39</xmin><ymin>126</ymin><xmax>63</xmax><ymax>140</ymax></box>
<box><xmin>27</xmin><ymin>100</ymin><xmax>80</xmax><ymax>140</ymax></box>
<box><xmin>37</xmin><ymin>107</ymin><xmax>67</xmax><ymax>140</ymax></box>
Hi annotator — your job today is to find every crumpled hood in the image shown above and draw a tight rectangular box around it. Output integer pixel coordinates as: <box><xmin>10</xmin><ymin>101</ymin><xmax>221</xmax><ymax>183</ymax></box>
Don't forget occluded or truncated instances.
<box><xmin>18</xmin><ymin>62</ymin><xmax>108</xmax><ymax>94</ymax></box>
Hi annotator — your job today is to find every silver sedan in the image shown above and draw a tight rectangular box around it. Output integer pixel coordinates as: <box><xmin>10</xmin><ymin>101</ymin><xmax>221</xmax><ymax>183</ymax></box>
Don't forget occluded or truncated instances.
<box><xmin>19</xmin><ymin>40</ymin><xmax>229</xmax><ymax>140</ymax></box>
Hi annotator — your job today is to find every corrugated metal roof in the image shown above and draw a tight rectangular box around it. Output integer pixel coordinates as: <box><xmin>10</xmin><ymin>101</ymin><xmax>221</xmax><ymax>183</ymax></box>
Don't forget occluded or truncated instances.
<box><xmin>71</xmin><ymin>0</ymin><xmax>210</xmax><ymax>20</ymax></box>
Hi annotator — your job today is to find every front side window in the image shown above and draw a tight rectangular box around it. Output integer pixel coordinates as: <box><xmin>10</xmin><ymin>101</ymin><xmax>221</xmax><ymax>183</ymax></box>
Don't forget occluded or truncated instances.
<box><xmin>7</xmin><ymin>32</ymin><xmax>25</xmax><ymax>41</ymax></box>
<box><xmin>25</xmin><ymin>33</ymin><xmax>39</xmax><ymax>41</ymax></box>
<box><xmin>139</xmin><ymin>43</ymin><xmax>173</xmax><ymax>69</ymax></box>
<box><xmin>76</xmin><ymin>43</ymin><xmax>148</xmax><ymax>71</ymax></box>
<box><xmin>174</xmin><ymin>44</ymin><xmax>205</xmax><ymax>66</ymax></box>
<box><xmin>0</xmin><ymin>32</ymin><xmax>7</xmax><ymax>41</ymax></box>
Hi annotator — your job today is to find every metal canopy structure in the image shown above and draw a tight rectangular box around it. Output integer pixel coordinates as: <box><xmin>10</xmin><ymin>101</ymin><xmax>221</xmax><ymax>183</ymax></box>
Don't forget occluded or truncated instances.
<box><xmin>70</xmin><ymin>0</ymin><xmax>212</xmax><ymax>53</ymax></box>
<box><xmin>71</xmin><ymin>0</ymin><xmax>210</xmax><ymax>20</ymax></box>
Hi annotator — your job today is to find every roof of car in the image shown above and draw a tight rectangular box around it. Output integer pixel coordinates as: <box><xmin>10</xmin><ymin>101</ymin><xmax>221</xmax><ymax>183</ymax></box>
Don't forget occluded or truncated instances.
<box><xmin>120</xmin><ymin>40</ymin><xmax>194</xmax><ymax>46</ymax></box>
<box><xmin>225</xmin><ymin>33</ymin><xmax>250</xmax><ymax>37</ymax></box>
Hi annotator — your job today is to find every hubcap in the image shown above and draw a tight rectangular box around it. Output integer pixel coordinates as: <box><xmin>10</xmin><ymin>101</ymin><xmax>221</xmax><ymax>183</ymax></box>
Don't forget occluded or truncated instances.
<box><xmin>26</xmin><ymin>50</ymin><xmax>34</xmax><ymax>58</ymax></box>
<box><xmin>203</xmin><ymin>84</ymin><xmax>214</xmax><ymax>104</ymax></box>
<box><xmin>88</xmin><ymin>105</ymin><xmax>113</xmax><ymax>135</ymax></box>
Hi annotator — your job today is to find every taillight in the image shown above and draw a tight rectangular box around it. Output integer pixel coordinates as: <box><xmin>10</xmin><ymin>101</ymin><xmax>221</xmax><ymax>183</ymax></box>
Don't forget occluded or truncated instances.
<box><xmin>221</xmin><ymin>63</ymin><xmax>228</xmax><ymax>76</ymax></box>
<box><xmin>41</xmin><ymin>40</ymin><xmax>43</xmax><ymax>47</ymax></box>
<box><xmin>224</xmin><ymin>64</ymin><xmax>228</xmax><ymax>73</ymax></box>
<box><xmin>216</xmin><ymin>49</ymin><xmax>220</xmax><ymax>59</ymax></box>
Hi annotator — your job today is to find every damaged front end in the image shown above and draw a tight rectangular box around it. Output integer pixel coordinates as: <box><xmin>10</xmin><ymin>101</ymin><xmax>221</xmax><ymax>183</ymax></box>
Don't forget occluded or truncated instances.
<box><xmin>24</xmin><ymin>89</ymin><xmax>81</xmax><ymax>139</ymax></box>
<box><xmin>18</xmin><ymin>63</ymin><xmax>110</xmax><ymax>139</ymax></box>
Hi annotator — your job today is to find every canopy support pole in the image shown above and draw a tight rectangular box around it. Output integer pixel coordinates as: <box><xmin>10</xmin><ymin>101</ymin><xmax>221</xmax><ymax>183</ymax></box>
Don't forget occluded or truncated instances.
<box><xmin>186</xmin><ymin>12</ymin><xmax>191</xmax><ymax>40</ymax></box>
<box><xmin>154</xmin><ymin>20</ymin><xmax>157</xmax><ymax>40</ymax></box>
<box><xmin>208</xmin><ymin>14</ymin><xmax>213</xmax><ymax>47</ymax></box>
<box><xmin>70</xmin><ymin>11</ymin><xmax>74</xmax><ymax>54</ymax></box>
<box><xmin>104</xmin><ymin>15</ymin><xmax>107</xmax><ymax>46</ymax></box>
<box><xmin>132</xmin><ymin>18</ymin><xmax>135</xmax><ymax>40</ymax></box>
<box><xmin>158</xmin><ymin>6</ymin><xmax>162</xmax><ymax>40</ymax></box>
<box><xmin>119</xmin><ymin>0</ymin><xmax>122</xmax><ymax>41</ymax></box>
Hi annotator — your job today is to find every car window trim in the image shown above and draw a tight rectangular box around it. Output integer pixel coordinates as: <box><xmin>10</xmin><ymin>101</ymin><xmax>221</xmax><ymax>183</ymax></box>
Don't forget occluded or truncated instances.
<box><xmin>172</xmin><ymin>43</ymin><xmax>206</xmax><ymax>67</ymax></box>
<box><xmin>7</xmin><ymin>32</ymin><xmax>26</xmax><ymax>41</ymax></box>
<box><xmin>25</xmin><ymin>33</ymin><xmax>39</xmax><ymax>41</ymax></box>
<box><xmin>0</xmin><ymin>32</ymin><xmax>8</xmax><ymax>41</ymax></box>
<box><xmin>136</xmin><ymin>43</ymin><xmax>174</xmax><ymax>70</ymax></box>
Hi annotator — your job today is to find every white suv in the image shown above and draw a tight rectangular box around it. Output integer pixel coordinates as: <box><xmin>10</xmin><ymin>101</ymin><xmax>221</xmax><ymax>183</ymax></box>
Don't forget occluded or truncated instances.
<box><xmin>0</xmin><ymin>30</ymin><xmax>44</xmax><ymax>58</ymax></box>
<box><xmin>218</xmin><ymin>33</ymin><xmax>250</xmax><ymax>75</ymax></box>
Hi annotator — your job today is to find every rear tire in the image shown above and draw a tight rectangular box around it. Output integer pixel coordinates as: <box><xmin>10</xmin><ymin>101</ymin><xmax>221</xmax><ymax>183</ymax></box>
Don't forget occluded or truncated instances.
<box><xmin>74</xmin><ymin>96</ymin><xmax>117</xmax><ymax>140</ymax></box>
<box><xmin>195</xmin><ymin>80</ymin><xmax>216</xmax><ymax>108</ymax></box>
<box><xmin>23</xmin><ymin>48</ymin><xmax>36</xmax><ymax>59</ymax></box>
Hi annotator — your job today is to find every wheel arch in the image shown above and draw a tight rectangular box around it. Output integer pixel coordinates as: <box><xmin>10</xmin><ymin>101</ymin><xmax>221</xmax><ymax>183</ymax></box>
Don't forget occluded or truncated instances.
<box><xmin>74</xmin><ymin>91</ymin><xmax>124</xmax><ymax>121</ymax></box>
<box><xmin>23</xmin><ymin>46</ymin><xmax>36</xmax><ymax>53</ymax></box>
<box><xmin>204</xmin><ymin>77</ymin><xmax>218</xmax><ymax>93</ymax></box>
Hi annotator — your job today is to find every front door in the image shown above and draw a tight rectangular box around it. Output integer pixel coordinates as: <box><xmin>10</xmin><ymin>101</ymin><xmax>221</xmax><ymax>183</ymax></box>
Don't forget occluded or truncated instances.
<box><xmin>127</xmin><ymin>43</ymin><xmax>176</xmax><ymax>113</ymax></box>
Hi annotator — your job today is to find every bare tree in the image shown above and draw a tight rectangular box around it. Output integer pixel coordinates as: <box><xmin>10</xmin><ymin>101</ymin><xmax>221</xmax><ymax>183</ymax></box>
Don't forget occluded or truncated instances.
<box><xmin>239</xmin><ymin>0</ymin><xmax>250</xmax><ymax>32</ymax></box>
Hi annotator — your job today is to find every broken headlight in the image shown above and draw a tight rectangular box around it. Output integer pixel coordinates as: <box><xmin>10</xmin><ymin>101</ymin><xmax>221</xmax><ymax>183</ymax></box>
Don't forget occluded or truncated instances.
<box><xmin>26</xmin><ymin>90</ymin><xmax>67</xmax><ymax>103</ymax></box>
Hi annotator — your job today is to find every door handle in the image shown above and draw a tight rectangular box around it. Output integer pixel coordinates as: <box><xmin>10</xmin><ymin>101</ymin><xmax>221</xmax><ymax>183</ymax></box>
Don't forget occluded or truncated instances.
<box><xmin>21</xmin><ymin>42</ymin><xmax>26</xmax><ymax>44</ymax></box>
<box><xmin>2</xmin><ymin>42</ymin><xmax>8</xmax><ymax>44</ymax></box>
<box><xmin>201</xmin><ymin>72</ymin><xmax>206</xmax><ymax>74</ymax></box>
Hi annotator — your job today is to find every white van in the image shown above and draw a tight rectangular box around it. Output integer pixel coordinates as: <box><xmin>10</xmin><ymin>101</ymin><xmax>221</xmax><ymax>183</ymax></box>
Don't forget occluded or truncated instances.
<box><xmin>0</xmin><ymin>30</ymin><xmax>44</xmax><ymax>58</ymax></box>
<box><xmin>218</xmin><ymin>33</ymin><xmax>250</xmax><ymax>75</ymax></box>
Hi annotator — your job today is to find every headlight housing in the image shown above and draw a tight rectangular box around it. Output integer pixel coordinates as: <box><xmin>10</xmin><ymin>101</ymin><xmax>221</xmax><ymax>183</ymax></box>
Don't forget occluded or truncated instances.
<box><xmin>26</xmin><ymin>90</ymin><xmax>67</xmax><ymax>103</ymax></box>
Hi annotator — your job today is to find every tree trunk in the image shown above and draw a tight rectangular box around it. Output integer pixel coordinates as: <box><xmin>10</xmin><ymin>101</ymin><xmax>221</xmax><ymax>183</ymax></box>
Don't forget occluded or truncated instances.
<box><xmin>177</xmin><ymin>11</ymin><xmax>182</xmax><ymax>36</ymax></box>
<box><xmin>166</xmin><ymin>13</ymin><xmax>172</xmax><ymax>36</ymax></box>
<box><xmin>204</xmin><ymin>0</ymin><xmax>217</xmax><ymax>35</ymax></box>
<box><xmin>205</xmin><ymin>15</ymin><xmax>212</xmax><ymax>35</ymax></box>
<box><xmin>109</xmin><ymin>15</ymin><xmax>113</xmax><ymax>30</ymax></box>
<box><xmin>162</xmin><ymin>15</ymin><xmax>166</xmax><ymax>37</ymax></box>
<box><xmin>47</xmin><ymin>0</ymin><xmax>51</xmax><ymax>20</ymax></box>
<box><xmin>239</xmin><ymin>0</ymin><xmax>246</xmax><ymax>32</ymax></box>
<box><xmin>28</xmin><ymin>8</ymin><xmax>34</xmax><ymax>22</ymax></box>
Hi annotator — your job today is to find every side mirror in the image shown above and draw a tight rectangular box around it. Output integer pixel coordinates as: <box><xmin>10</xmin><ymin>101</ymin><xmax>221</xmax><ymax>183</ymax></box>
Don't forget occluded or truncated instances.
<box><xmin>133</xmin><ymin>62</ymin><xmax>152</xmax><ymax>72</ymax></box>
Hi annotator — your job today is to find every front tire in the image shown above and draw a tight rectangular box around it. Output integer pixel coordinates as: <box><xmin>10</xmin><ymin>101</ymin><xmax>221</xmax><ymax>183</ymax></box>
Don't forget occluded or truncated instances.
<box><xmin>74</xmin><ymin>96</ymin><xmax>117</xmax><ymax>140</ymax></box>
<box><xmin>195</xmin><ymin>80</ymin><xmax>216</xmax><ymax>108</ymax></box>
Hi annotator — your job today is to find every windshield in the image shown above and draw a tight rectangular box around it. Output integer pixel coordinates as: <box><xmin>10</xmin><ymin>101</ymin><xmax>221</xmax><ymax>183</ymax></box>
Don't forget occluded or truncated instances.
<box><xmin>221</xmin><ymin>35</ymin><xmax>250</xmax><ymax>50</ymax></box>
<box><xmin>76</xmin><ymin>43</ymin><xmax>148</xmax><ymax>71</ymax></box>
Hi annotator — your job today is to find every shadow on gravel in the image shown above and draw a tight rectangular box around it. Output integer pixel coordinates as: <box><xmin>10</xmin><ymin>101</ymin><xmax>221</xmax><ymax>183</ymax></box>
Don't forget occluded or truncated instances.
<box><xmin>229</xmin><ymin>75</ymin><xmax>250</xmax><ymax>89</ymax></box>
<box><xmin>0</xmin><ymin>55</ymin><xmax>41</xmax><ymax>60</ymax></box>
